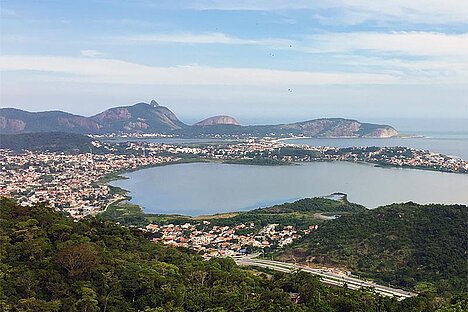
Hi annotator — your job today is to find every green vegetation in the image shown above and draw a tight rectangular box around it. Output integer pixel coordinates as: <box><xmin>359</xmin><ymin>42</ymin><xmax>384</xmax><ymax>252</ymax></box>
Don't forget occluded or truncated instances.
<box><xmin>100</xmin><ymin>197</ymin><xmax>366</xmax><ymax>230</ymax></box>
<box><xmin>4</xmin><ymin>198</ymin><xmax>462</xmax><ymax>312</ymax></box>
<box><xmin>280</xmin><ymin>202</ymin><xmax>468</xmax><ymax>296</ymax></box>
<box><xmin>0</xmin><ymin>132</ymin><xmax>96</xmax><ymax>153</ymax></box>
<box><xmin>201</xmin><ymin>197</ymin><xmax>365</xmax><ymax>231</ymax></box>
<box><xmin>256</xmin><ymin>197</ymin><xmax>365</xmax><ymax>214</ymax></box>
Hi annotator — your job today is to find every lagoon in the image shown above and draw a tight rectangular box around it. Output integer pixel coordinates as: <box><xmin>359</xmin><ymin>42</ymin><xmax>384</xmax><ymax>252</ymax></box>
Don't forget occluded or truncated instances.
<box><xmin>111</xmin><ymin>162</ymin><xmax>468</xmax><ymax>216</ymax></box>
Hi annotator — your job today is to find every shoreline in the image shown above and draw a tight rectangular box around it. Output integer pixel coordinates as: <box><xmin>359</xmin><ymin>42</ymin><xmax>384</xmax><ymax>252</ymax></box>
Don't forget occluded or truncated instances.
<box><xmin>98</xmin><ymin>158</ymin><xmax>467</xmax><ymax>223</ymax></box>
<box><xmin>274</xmin><ymin>135</ymin><xmax>417</xmax><ymax>143</ymax></box>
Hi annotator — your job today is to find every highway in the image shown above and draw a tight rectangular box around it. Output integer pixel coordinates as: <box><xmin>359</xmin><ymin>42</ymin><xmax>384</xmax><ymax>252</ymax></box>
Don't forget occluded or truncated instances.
<box><xmin>234</xmin><ymin>256</ymin><xmax>416</xmax><ymax>300</ymax></box>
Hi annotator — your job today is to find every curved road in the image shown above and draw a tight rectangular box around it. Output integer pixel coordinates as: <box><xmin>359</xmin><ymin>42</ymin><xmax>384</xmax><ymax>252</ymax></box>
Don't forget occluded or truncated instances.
<box><xmin>235</xmin><ymin>256</ymin><xmax>416</xmax><ymax>300</ymax></box>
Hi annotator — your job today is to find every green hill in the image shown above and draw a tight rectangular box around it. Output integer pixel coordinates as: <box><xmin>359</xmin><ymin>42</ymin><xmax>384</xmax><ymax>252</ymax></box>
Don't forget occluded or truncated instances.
<box><xmin>104</xmin><ymin>196</ymin><xmax>366</xmax><ymax>229</ymax></box>
<box><xmin>1</xmin><ymin>198</ymin><xmax>466</xmax><ymax>311</ymax></box>
<box><xmin>280</xmin><ymin>202</ymin><xmax>468</xmax><ymax>295</ymax></box>
<box><xmin>0</xmin><ymin>132</ymin><xmax>96</xmax><ymax>153</ymax></box>
<box><xmin>255</xmin><ymin>196</ymin><xmax>366</xmax><ymax>214</ymax></box>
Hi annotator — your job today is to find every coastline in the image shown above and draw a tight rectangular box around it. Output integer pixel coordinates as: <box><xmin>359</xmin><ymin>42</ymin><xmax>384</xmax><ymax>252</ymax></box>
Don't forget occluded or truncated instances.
<box><xmin>97</xmin><ymin>157</ymin><xmax>294</xmax><ymax>222</ymax></box>
<box><xmin>97</xmin><ymin>157</ymin><xmax>467</xmax><ymax>225</ymax></box>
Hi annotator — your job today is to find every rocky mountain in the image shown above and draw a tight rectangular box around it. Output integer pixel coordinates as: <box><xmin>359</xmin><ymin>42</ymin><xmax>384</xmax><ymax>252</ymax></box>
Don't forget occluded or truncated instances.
<box><xmin>194</xmin><ymin>115</ymin><xmax>240</xmax><ymax>126</ymax></box>
<box><xmin>277</xmin><ymin>118</ymin><xmax>398</xmax><ymax>138</ymax></box>
<box><xmin>0</xmin><ymin>108</ymin><xmax>101</xmax><ymax>134</ymax></box>
<box><xmin>176</xmin><ymin>118</ymin><xmax>397</xmax><ymax>138</ymax></box>
<box><xmin>0</xmin><ymin>100</ymin><xmax>187</xmax><ymax>134</ymax></box>
<box><xmin>90</xmin><ymin>100</ymin><xmax>187</xmax><ymax>133</ymax></box>
<box><xmin>0</xmin><ymin>100</ymin><xmax>398</xmax><ymax>138</ymax></box>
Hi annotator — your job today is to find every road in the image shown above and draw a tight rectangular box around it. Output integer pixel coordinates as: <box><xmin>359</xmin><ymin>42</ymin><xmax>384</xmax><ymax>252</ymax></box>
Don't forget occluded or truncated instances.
<box><xmin>234</xmin><ymin>256</ymin><xmax>416</xmax><ymax>300</ymax></box>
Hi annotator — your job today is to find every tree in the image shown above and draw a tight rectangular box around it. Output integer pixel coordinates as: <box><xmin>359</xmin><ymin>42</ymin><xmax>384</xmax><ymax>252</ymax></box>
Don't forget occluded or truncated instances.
<box><xmin>75</xmin><ymin>286</ymin><xmax>99</xmax><ymax>312</ymax></box>
<box><xmin>55</xmin><ymin>243</ymin><xmax>99</xmax><ymax>278</ymax></box>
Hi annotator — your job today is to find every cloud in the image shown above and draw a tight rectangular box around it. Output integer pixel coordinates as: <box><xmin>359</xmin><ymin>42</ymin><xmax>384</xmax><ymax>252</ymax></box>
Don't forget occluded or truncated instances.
<box><xmin>3</xmin><ymin>32</ymin><xmax>467</xmax><ymax>86</ymax></box>
<box><xmin>180</xmin><ymin>0</ymin><xmax>468</xmax><ymax>24</ymax></box>
<box><xmin>119</xmin><ymin>32</ymin><xmax>291</xmax><ymax>46</ymax></box>
<box><xmin>302</xmin><ymin>32</ymin><xmax>468</xmax><ymax>58</ymax></box>
<box><xmin>288</xmin><ymin>32</ymin><xmax>468</xmax><ymax>83</ymax></box>
<box><xmin>0</xmin><ymin>55</ymin><xmax>401</xmax><ymax>86</ymax></box>
<box><xmin>80</xmin><ymin>50</ymin><xmax>104</xmax><ymax>57</ymax></box>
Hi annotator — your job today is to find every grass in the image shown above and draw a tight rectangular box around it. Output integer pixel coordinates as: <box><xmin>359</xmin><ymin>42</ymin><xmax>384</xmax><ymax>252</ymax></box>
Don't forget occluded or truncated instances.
<box><xmin>192</xmin><ymin>212</ymin><xmax>239</xmax><ymax>220</ymax></box>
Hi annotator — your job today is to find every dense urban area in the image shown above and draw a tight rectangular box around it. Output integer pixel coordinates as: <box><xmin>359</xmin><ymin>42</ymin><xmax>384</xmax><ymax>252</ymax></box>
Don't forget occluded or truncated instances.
<box><xmin>146</xmin><ymin>221</ymin><xmax>316</xmax><ymax>257</ymax></box>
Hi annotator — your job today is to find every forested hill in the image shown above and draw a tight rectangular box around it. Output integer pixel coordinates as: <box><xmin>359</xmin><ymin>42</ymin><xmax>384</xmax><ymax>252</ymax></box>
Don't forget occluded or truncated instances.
<box><xmin>1</xmin><ymin>198</ymin><xmax>466</xmax><ymax>312</ymax></box>
<box><xmin>0</xmin><ymin>132</ymin><xmax>96</xmax><ymax>153</ymax></box>
<box><xmin>280</xmin><ymin>202</ymin><xmax>468</xmax><ymax>295</ymax></box>
<box><xmin>254</xmin><ymin>196</ymin><xmax>366</xmax><ymax>214</ymax></box>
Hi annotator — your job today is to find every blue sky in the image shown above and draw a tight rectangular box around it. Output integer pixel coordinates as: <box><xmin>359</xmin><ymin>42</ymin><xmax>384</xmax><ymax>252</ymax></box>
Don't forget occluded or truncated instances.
<box><xmin>1</xmin><ymin>0</ymin><xmax>467</xmax><ymax>125</ymax></box>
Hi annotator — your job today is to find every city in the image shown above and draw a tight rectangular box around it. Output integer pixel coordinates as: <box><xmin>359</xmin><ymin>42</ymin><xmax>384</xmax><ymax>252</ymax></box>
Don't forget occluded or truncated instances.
<box><xmin>1</xmin><ymin>138</ymin><xmax>467</xmax><ymax>218</ymax></box>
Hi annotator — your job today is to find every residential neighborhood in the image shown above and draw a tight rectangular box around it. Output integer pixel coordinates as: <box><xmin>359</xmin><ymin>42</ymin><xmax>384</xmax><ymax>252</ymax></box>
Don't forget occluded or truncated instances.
<box><xmin>145</xmin><ymin>221</ymin><xmax>317</xmax><ymax>257</ymax></box>
<box><xmin>1</xmin><ymin>138</ymin><xmax>466</xmax><ymax>218</ymax></box>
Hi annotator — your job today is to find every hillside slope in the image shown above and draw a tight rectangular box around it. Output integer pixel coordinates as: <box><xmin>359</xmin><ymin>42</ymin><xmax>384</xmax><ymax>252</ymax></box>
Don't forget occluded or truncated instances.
<box><xmin>91</xmin><ymin>100</ymin><xmax>187</xmax><ymax>133</ymax></box>
<box><xmin>0</xmin><ymin>132</ymin><xmax>96</xmax><ymax>152</ymax></box>
<box><xmin>0</xmin><ymin>108</ymin><xmax>101</xmax><ymax>134</ymax></box>
<box><xmin>176</xmin><ymin>118</ymin><xmax>397</xmax><ymax>138</ymax></box>
<box><xmin>194</xmin><ymin>115</ymin><xmax>240</xmax><ymax>126</ymax></box>
<box><xmin>2</xmin><ymin>198</ymin><xmax>453</xmax><ymax>311</ymax></box>
<box><xmin>280</xmin><ymin>202</ymin><xmax>468</xmax><ymax>295</ymax></box>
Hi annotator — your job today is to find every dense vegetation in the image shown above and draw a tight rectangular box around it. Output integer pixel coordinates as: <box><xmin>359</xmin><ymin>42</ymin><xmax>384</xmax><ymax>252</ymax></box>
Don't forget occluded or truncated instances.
<box><xmin>101</xmin><ymin>196</ymin><xmax>365</xmax><ymax>230</ymax></box>
<box><xmin>256</xmin><ymin>197</ymin><xmax>365</xmax><ymax>214</ymax></box>
<box><xmin>0</xmin><ymin>132</ymin><xmax>96</xmax><ymax>153</ymax></box>
<box><xmin>1</xmin><ymin>198</ymin><xmax>467</xmax><ymax>311</ymax></box>
<box><xmin>281</xmin><ymin>202</ymin><xmax>468</xmax><ymax>296</ymax></box>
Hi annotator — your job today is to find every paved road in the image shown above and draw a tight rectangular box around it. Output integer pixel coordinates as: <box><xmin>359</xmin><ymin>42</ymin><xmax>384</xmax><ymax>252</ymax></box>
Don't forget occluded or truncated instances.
<box><xmin>235</xmin><ymin>256</ymin><xmax>416</xmax><ymax>300</ymax></box>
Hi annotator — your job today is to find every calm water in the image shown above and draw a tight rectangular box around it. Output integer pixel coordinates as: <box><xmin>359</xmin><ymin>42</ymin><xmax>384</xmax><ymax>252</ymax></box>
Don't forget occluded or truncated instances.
<box><xmin>286</xmin><ymin>134</ymin><xmax>468</xmax><ymax>160</ymax></box>
<box><xmin>111</xmin><ymin>162</ymin><xmax>468</xmax><ymax>216</ymax></box>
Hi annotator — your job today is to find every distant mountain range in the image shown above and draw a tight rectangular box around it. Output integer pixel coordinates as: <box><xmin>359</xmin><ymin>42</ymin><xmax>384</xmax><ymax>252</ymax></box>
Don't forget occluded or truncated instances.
<box><xmin>0</xmin><ymin>100</ymin><xmax>398</xmax><ymax>138</ymax></box>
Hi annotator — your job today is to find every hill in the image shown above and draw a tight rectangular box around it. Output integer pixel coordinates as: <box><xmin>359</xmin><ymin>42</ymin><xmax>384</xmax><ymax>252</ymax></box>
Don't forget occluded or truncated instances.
<box><xmin>0</xmin><ymin>132</ymin><xmax>97</xmax><ymax>153</ymax></box>
<box><xmin>277</xmin><ymin>118</ymin><xmax>398</xmax><ymax>138</ymax></box>
<box><xmin>0</xmin><ymin>108</ymin><xmax>101</xmax><ymax>134</ymax></box>
<box><xmin>1</xmin><ymin>100</ymin><xmax>398</xmax><ymax>137</ymax></box>
<box><xmin>103</xmin><ymin>196</ymin><xmax>367</xmax><ymax>230</ymax></box>
<box><xmin>194</xmin><ymin>115</ymin><xmax>241</xmax><ymax>126</ymax></box>
<box><xmin>255</xmin><ymin>196</ymin><xmax>366</xmax><ymax>214</ymax></box>
<box><xmin>279</xmin><ymin>202</ymin><xmax>468</xmax><ymax>295</ymax></box>
<box><xmin>90</xmin><ymin>100</ymin><xmax>187</xmax><ymax>133</ymax></box>
<box><xmin>2</xmin><ymin>198</ymin><xmax>457</xmax><ymax>311</ymax></box>
<box><xmin>175</xmin><ymin>118</ymin><xmax>397</xmax><ymax>138</ymax></box>
<box><xmin>0</xmin><ymin>100</ymin><xmax>186</xmax><ymax>135</ymax></box>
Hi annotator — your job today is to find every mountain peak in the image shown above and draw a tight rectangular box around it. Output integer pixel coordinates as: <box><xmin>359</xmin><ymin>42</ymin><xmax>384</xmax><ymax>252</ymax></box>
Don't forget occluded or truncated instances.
<box><xmin>194</xmin><ymin>115</ymin><xmax>241</xmax><ymax>126</ymax></box>
<box><xmin>150</xmin><ymin>100</ymin><xmax>159</xmax><ymax>107</ymax></box>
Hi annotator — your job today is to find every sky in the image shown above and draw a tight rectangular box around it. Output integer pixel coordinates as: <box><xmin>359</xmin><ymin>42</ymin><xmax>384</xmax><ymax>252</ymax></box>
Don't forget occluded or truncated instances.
<box><xmin>1</xmin><ymin>0</ymin><xmax>467</xmax><ymax>126</ymax></box>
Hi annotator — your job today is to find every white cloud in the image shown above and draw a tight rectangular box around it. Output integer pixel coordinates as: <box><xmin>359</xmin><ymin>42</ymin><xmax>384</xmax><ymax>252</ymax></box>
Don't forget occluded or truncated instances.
<box><xmin>119</xmin><ymin>32</ymin><xmax>291</xmax><ymax>46</ymax></box>
<box><xmin>303</xmin><ymin>32</ymin><xmax>468</xmax><ymax>58</ymax></box>
<box><xmin>0</xmin><ymin>55</ymin><xmax>401</xmax><ymax>86</ymax></box>
<box><xmin>183</xmin><ymin>0</ymin><xmax>468</xmax><ymax>24</ymax></box>
<box><xmin>80</xmin><ymin>50</ymin><xmax>104</xmax><ymax>57</ymax></box>
<box><xmin>290</xmin><ymin>32</ymin><xmax>468</xmax><ymax>83</ymax></box>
